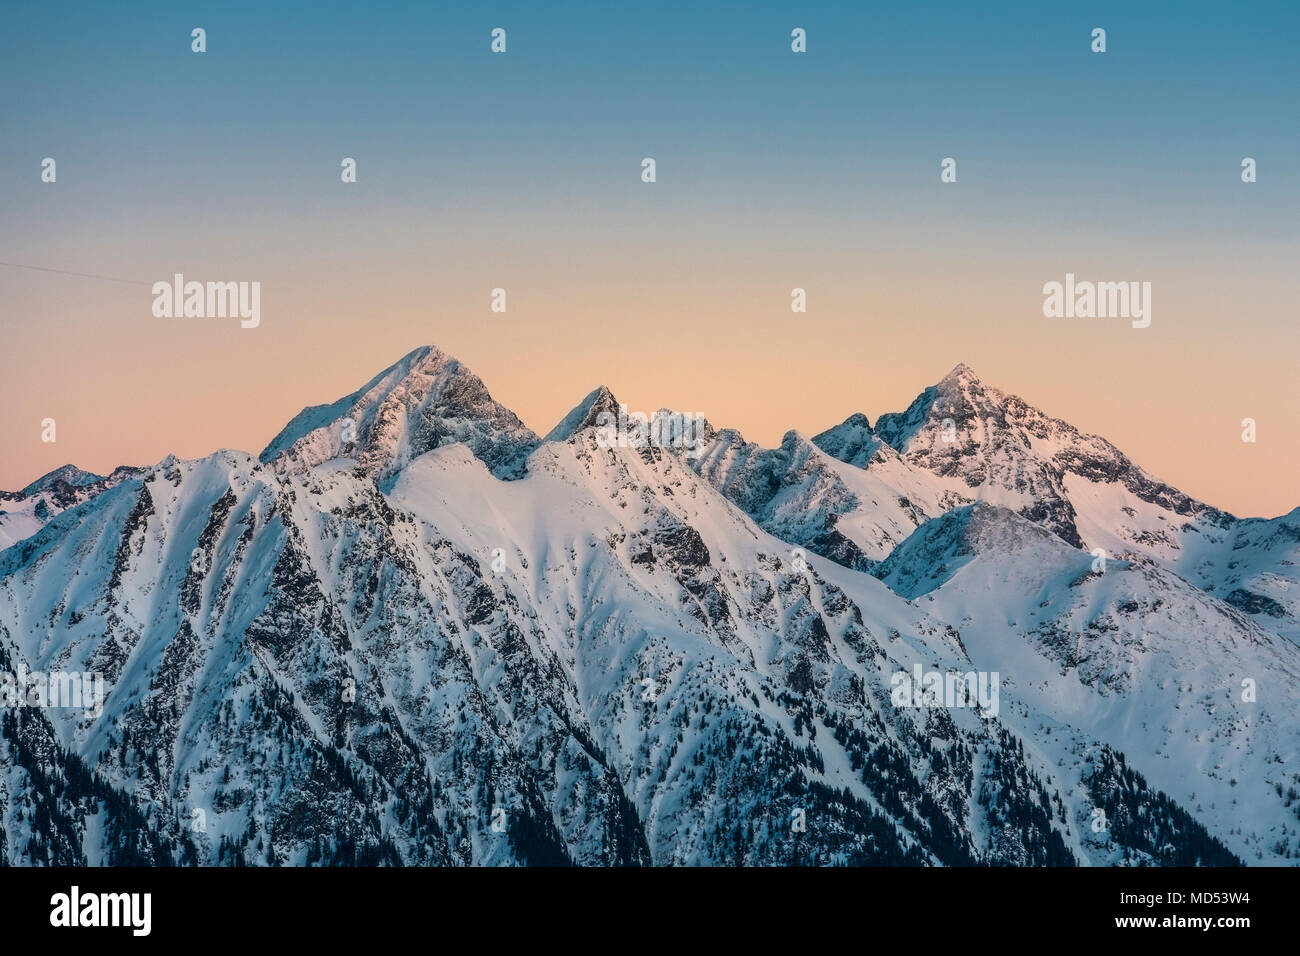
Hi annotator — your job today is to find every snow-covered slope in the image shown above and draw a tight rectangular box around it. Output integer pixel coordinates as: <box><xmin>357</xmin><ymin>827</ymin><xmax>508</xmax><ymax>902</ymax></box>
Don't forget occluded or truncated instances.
<box><xmin>1067</xmin><ymin>480</ymin><xmax>1300</xmax><ymax>642</ymax></box>
<box><xmin>878</xmin><ymin>503</ymin><xmax>1300</xmax><ymax>863</ymax></box>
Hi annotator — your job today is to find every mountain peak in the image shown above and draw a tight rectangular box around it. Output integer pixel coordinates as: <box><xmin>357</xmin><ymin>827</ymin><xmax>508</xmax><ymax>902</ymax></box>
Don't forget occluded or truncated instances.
<box><xmin>544</xmin><ymin>386</ymin><xmax>621</xmax><ymax>443</ymax></box>
<box><xmin>17</xmin><ymin>464</ymin><xmax>107</xmax><ymax>497</ymax></box>
<box><xmin>811</xmin><ymin>413</ymin><xmax>881</xmax><ymax>468</ymax></box>
<box><xmin>937</xmin><ymin>362</ymin><xmax>984</xmax><ymax>391</ymax></box>
<box><xmin>260</xmin><ymin>343</ymin><xmax>537</xmax><ymax>483</ymax></box>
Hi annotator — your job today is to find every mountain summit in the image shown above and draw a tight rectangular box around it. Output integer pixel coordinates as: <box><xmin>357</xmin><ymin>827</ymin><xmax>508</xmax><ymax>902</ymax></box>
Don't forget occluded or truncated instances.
<box><xmin>809</xmin><ymin>412</ymin><xmax>881</xmax><ymax>469</ymax></box>
<box><xmin>543</xmin><ymin>385</ymin><xmax>621</xmax><ymax>443</ymax></box>
<box><xmin>824</xmin><ymin>364</ymin><xmax>1225</xmax><ymax>550</ymax></box>
<box><xmin>260</xmin><ymin>345</ymin><xmax>537</xmax><ymax>483</ymax></box>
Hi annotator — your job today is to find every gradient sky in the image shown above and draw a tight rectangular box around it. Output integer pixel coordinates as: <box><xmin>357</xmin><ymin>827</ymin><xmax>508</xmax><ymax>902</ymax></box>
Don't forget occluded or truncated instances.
<box><xmin>2</xmin><ymin>1</ymin><xmax>1297</xmax><ymax>516</ymax></box>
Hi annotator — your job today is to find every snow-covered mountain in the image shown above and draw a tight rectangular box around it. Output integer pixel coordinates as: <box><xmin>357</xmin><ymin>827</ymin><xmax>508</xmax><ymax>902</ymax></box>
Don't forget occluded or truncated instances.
<box><xmin>0</xmin><ymin>464</ymin><xmax>142</xmax><ymax>551</ymax></box>
<box><xmin>1</xmin><ymin>346</ymin><xmax>1294</xmax><ymax>866</ymax></box>
<box><xmin>866</xmin><ymin>363</ymin><xmax>1228</xmax><ymax>549</ymax></box>
<box><xmin>806</xmin><ymin>364</ymin><xmax>1300</xmax><ymax>645</ymax></box>
<box><xmin>541</xmin><ymin>385</ymin><xmax>621</xmax><ymax>443</ymax></box>
<box><xmin>260</xmin><ymin>345</ymin><xmax>538</xmax><ymax>485</ymax></box>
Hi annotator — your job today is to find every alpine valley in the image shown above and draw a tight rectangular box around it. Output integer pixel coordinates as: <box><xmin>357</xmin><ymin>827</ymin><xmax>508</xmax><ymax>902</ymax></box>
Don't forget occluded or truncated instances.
<box><xmin>2</xmin><ymin>346</ymin><xmax>1297</xmax><ymax>867</ymax></box>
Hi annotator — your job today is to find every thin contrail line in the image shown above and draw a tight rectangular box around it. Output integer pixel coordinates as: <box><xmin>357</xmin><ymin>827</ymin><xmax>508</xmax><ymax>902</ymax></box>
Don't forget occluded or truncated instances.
<box><xmin>0</xmin><ymin>260</ymin><xmax>152</xmax><ymax>286</ymax></box>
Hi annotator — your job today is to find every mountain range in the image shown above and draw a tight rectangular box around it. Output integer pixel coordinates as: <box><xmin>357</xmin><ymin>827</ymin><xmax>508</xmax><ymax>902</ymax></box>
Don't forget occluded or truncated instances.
<box><xmin>1</xmin><ymin>344</ymin><xmax>1296</xmax><ymax>866</ymax></box>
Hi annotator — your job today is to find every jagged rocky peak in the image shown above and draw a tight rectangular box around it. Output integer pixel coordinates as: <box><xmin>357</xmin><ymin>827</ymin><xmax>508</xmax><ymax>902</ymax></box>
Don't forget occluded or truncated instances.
<box><xmin>873</xmin><ymin>364</ymin><xmax>997</xmax><ymax>450</ymax></box>
<box><xmin>939</xmin><ymin>361</ymin><xmax>981</xmax><ymax>388</ymax></box>
<box><xmin>934</xmin><ymin>363</ymin><xmax>1011</xmax><ymax>422</ymax></box>
<box><xmin>935</xmin><ymin>363</ymin><xmax>996</xmax><ymax>404</ymax></box>
<box><xmin>2</xmin><ymin>463</ymin><xmax>142</xmax><ymax>521</ymax></box>
<box><xmin>1</xmin><ymin>461</ymin><xmax>147</xmax><ymax>550</ymax></box>
<box><xmin>259</xmin><ymin>344</ymin><xmax>538</xmax><ymax>483</ymax></box>
<box><xmin>817</xmin><ymin>362</ymin><xmax>1226</xmax><ymax>554</ymax></box>
<box><xmin>811</xmin><ymin>412</ymin><xmax>882</xmax><ymax>468</ymax></box>
<box><xmin>545</xmin><ymin>386</ymin><xmax>715</xmax><ymax>455</ymax></box>
<box><xmin>16</xmin><ymin>463</ymin><xmax>106</xmax><ymax>497</ymax></box>
<box><xmin>544</xmin><ymin>385</ymin><xmax>621</xmax><ymax>443</ymax></box>
<box><xmin>776</xmin><ymin>428</ymin><xmax>833</xmax><ymax>465</ymax></box>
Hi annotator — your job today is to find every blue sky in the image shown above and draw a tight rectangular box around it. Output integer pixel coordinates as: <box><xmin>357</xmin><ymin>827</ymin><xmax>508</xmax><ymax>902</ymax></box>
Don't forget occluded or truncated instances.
<box><xmin>1</xmin><ymin>0</ymin><xmax>1297</xmax><ymax>515</ymax></box>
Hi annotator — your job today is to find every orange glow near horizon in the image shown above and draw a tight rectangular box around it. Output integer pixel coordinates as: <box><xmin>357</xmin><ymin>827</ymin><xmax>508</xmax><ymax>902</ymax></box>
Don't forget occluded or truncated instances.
<box><xmin>2</xmin><ymin>242</ymin><xmax>1296</xmax><ymax>519</ymax></box>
